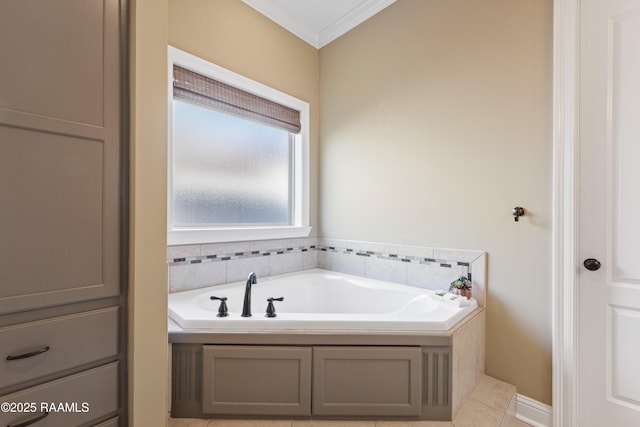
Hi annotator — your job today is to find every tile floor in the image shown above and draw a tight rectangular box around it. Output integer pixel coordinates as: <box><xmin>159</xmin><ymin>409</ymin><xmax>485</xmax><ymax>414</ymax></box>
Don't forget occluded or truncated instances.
<box><xmin>169</xmin><ymin>376</ymin><xmax>533</xmax><ymax>427</ymax></box>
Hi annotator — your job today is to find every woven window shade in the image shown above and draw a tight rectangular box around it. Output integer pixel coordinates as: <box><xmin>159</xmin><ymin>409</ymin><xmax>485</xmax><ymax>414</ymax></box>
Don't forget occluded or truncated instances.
<box><xmin>173</xmin><ymin>65</ymin><xmax>301</xmax><ymax>134</ymax></box>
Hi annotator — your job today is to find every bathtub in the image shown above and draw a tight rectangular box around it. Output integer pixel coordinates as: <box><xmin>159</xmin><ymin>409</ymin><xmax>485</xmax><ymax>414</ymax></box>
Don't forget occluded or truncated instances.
<box><xmin>168</xmin><ymin>269</ymin><xmax>477</xmax><ymax>331</ymax></box>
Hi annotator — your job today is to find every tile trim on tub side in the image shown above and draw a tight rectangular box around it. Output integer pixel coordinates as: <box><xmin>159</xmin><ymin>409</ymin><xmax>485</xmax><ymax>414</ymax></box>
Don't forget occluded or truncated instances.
<box><xmin>167</xmin><ymin>237</ymin><xmax>486</xmax><ymax>307</ymax></box>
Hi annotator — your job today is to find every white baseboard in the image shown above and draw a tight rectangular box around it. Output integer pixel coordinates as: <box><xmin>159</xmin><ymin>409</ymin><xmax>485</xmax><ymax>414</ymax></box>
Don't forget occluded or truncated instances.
<box><xmin>516</xmin><ymin>394</ymin><xmax>552</xmax><ymax>427</ymax></box>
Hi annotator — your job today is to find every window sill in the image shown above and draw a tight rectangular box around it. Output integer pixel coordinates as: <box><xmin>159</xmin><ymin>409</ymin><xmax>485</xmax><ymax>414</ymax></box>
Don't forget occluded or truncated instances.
<box><xmin>167</xmin><ymin>226</ymin><xmax>312</xmax><ymax>246</ymax></box>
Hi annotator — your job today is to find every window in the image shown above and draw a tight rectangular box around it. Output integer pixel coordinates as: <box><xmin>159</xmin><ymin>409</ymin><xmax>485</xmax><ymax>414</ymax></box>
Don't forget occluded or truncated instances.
<box><xmin>168</xmin><ymin>46</ymin><xmax>310</xmax><ymax>245</ymax></box>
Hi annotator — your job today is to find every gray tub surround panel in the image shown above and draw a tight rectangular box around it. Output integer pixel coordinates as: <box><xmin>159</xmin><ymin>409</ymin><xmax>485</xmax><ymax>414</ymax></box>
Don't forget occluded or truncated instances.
<box><xmin>171</xmin><ymin>344</ymin><xmax>202</xmax><ymax>419</ymax></box>
<box><xmin>168</xmin><ymin>238</ymin><xmax>486</xmax><ymax>307</ymax></box>
<box><xmin>172</xmin><ymin>344</ymin><xmax>447</xmax><ymax>420</ymax></box>
<box><xmin>169</xmin><ymin>308</ymin><xmax>485</xmax><ymax>421</ymax></box>
<box><xmin>312</xmin><ymin>346</ymin><xmax>422</xmax><ymax>417</ymax></box>
<box><xmin>202</xmin><ymin>346</ymin><xmax>312</xmax><ymax>416</ymax></box>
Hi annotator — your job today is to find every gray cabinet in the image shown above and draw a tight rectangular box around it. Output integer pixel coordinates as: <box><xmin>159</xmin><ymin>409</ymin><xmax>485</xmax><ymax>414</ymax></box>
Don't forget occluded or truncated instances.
<box><xmin>0</xmin><ymin>0</ymin><xmax>125</xmax><ymax>425</ymax></box>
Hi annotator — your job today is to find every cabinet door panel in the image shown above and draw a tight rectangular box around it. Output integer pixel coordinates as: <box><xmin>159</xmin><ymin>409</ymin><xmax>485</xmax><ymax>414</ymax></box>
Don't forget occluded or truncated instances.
<box><xmin>0</xmin><ymin>127</ymin><xmax>103</xmax><ymax>294</ymax></box>
<box><xmin>0</xmin><ymin>0</ymin><xmax>111</xmax><ymax>126</ymax></box>
<box><xmin>0</xmin><ymin>0</ymin><xmax>121</xmax><ymax>314</ymax></box>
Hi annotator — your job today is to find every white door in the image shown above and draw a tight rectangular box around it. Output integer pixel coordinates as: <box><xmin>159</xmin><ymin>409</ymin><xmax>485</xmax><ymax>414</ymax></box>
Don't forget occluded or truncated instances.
<box><xmin>578</xmin><ymin>0</ymin><xmax>640</xmax><ymax>425</ymax></box>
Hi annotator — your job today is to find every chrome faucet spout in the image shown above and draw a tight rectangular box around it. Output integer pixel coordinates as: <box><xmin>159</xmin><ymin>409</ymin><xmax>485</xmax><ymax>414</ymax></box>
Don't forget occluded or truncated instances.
<box><xmin>241</xmin><ymin>272</ymin><xmax>257</xmax><ymax>317</ymax></box>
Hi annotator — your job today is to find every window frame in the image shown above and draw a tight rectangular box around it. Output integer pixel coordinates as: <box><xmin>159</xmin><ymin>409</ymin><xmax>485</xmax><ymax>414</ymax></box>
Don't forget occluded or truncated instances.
<box><xmin>167</xmin><ymin>46</ymin><xmax>310</xmax><ymax>245</ymax></box>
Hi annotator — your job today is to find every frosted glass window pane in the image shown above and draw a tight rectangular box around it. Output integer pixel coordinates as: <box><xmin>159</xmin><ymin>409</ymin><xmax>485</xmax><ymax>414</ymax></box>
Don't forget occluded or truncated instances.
<box><xmin>172</xmin><ymin>100</ymin><xmax>291</xmax><ymax>226</ymax></box>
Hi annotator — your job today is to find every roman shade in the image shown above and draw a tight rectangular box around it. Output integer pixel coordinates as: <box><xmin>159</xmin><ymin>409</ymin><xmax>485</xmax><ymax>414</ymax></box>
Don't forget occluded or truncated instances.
<box><xmin>173</xmin><ymin>65</ymin><xmax>301</xmax><ymax>134</ymax></box>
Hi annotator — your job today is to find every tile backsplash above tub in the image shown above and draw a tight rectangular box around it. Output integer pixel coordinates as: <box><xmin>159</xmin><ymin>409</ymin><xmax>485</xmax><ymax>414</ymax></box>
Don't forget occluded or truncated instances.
<box><xmin>167</xmin><ymin>238</ymin><xmax>318</xmax><ymax>293</ymax></box>
<box><xmin>167</xmin><ymin>238</ymin><xmax>487</xmax><ymax>307</ymax></box>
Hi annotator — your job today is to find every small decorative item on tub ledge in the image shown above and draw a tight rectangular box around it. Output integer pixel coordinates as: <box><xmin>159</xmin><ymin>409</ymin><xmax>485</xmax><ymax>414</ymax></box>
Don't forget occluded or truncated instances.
<box><xmin>449</xmin><ymin>275</ymin><xmax>472</xmax><ymax>299</ymax></box>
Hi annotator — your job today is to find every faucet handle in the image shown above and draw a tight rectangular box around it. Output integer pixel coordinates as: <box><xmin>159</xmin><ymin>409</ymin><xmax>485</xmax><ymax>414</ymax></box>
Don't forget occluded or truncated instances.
<box><xmin>265</xmin><ymin>297</ymin><xmax>284</xmax><ymax>318</ymax></box>
<box><xmin>210</xmin><ymin>296</ymin><xmax>229</xmax><ymax>317</ymax></box>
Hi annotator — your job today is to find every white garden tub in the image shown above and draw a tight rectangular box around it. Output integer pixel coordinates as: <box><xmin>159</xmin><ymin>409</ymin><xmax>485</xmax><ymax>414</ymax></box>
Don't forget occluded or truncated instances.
<box><xmin>168</xmin><ymin>269</ymin><xmax>477</xmax><ymax>331</ymax></box>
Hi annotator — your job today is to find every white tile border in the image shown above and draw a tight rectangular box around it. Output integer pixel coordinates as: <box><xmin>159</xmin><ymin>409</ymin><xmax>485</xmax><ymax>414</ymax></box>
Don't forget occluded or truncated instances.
<box><xmin>168</xmin><ymin>237</ymin><xmax>487</xmax><ymax>306</ymax></box>
<box><xmin>517</xmin><ymin>393</ymin><xmax>552</xmax><ymax>427</ymax></box>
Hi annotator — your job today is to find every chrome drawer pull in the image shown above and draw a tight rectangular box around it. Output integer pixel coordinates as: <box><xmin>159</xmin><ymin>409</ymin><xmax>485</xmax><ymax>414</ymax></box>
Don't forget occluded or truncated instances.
<box><xmin>6</xmin><ymin>346</ymin><xmax>50</xmax><ymax>361</ymax></box>
<box><xmin>7</xmin><ymin>411</ymin><xmax>49</xmax><ymax>427</ymax></box>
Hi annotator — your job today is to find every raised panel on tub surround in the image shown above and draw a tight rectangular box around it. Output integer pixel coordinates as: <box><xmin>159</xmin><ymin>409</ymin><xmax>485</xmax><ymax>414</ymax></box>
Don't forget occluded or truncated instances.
<box><xmin>312</xmin><ymin>346</ymin><xmax>422</xmax><ymax>417</ymax></box>
<box><xmin>202</xmin><ymin>345</ymin><xmax>312</xmax><ymax>416</ymax></box>
<box><xmin>171</xmin><ymin>342</ymin><xmax>461</xmax><ymax>420</ymax></box>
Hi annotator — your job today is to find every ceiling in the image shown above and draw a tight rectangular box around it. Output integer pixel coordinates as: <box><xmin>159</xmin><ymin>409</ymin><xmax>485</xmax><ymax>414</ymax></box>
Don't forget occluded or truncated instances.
<box><xmin>241</xmin><ymin>0</ymin><xmax>397</xmax><ymax>49</ymax></box>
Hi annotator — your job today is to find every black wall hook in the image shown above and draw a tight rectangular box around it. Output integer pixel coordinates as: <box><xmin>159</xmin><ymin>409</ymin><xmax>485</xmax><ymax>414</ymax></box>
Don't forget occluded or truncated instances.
<box><xmin>513</xmin><ymin>207</ymin><xmax>525</xmax><ymax>222</ymax></box>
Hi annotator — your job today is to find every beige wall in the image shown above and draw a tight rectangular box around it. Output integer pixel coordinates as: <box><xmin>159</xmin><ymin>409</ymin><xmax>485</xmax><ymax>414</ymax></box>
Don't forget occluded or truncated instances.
<box><xmin>129</xmin><ymin>1</ymin><xmax>320</xmax><ymax>425</ymax></box>
<box><xmin>131</xmin><ymin>0</ymin><xmax>553</xmax><ymax>420</ymax></box>
<box><xmin>319</xmin><ymin>0</ymin><xmax>553</xmax><ymax>404</ymax></box>
<box><xmin>168</xmin><ymin>0</ymin><xmax>321</xmax><ymax>234</ymax></box>
<box><xmin>129</xmin><ymin>0</ymin><xmax>169</xmax><ymax>425</ymax></box>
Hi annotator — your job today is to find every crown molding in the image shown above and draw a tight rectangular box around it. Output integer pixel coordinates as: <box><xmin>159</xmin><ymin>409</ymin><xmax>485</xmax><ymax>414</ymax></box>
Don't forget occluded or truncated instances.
<box><xmin>242</xmin><ymin>0</ymin><xmax>320</xmax><ymax>47</ymax></box>
<box><xmin>242</xmin><ymin>0</ymin><xmax>397</xmax><ymax>49</ymax></box>
<box><xmin>318</xmin><ymin>0</ymin><xmax>396</xmax><ymax>48</ymax></box>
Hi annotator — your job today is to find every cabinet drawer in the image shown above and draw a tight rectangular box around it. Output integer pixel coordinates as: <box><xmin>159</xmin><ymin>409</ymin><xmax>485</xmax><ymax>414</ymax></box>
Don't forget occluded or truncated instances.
<box><xmin>313</xmin><ymin>346</ymin><xmax>422</xmax><ymax>416</ymax></box>
<box><xmin>0</xmin><ymin>307</ymin><xmax>118</xmax><ymax>389</ymax></box>
<box><xmin>202</xmin><ymin>345</ymin><xmax>311</xmax><ymax>416</ymax></box>
<box><xmin>94</xmin><ymin>416</ymin><xmax>119</xmax><ymax>427</ymax></box>
<box><xmin>0</xmin><ymin>362</ymin><xmax>118</xmax><ymax>427</ymax></box>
